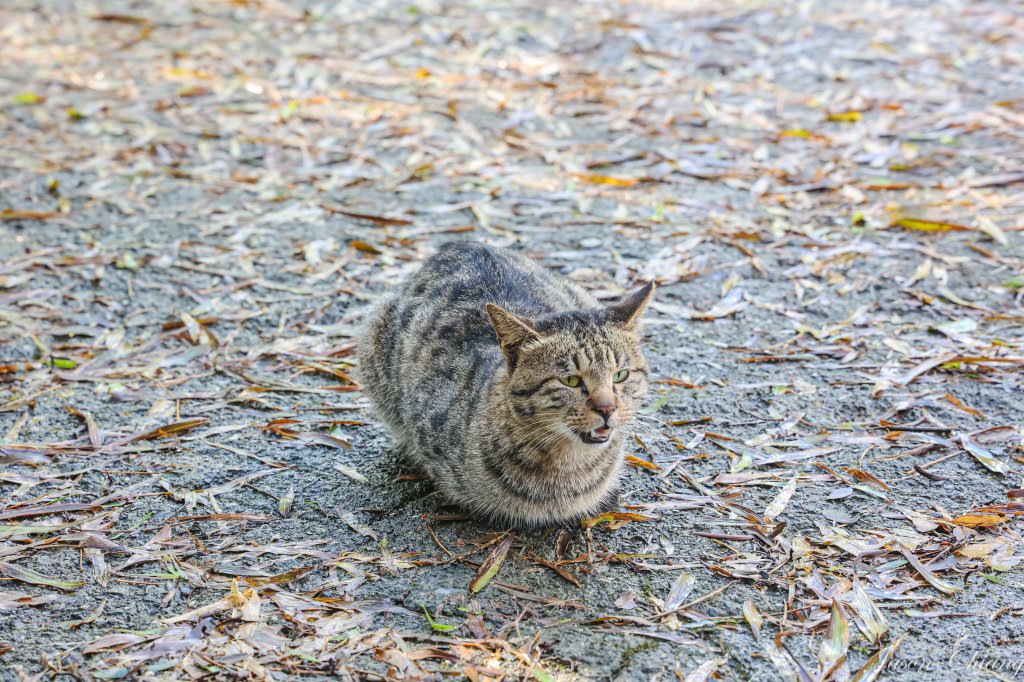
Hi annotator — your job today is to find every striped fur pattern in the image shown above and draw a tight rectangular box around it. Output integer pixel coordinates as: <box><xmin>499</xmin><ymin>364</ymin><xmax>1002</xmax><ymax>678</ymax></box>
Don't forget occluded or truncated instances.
<box><xmin>358</xmin><ymin>242</ymin><xmax>653</xmax><ymax>528</ymax></box>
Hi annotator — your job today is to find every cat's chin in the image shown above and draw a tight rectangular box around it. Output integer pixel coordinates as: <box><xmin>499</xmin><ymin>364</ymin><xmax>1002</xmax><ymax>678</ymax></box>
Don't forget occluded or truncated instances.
<box><xmin>579</xmin><ymin>425</ymin><xmax>613</xmax><ymax>445</ymax></box>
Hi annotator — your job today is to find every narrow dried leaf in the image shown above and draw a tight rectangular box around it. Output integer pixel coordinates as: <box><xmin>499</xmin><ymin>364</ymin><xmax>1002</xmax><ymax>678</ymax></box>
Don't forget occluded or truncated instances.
<box><xmin>850</xmin><ymin>634</ymin><xmax>907</xmax><ymax>682</ymax></box>
<box><xmin>130</xmin><ymin>418</ymin><xmax>210</xmax><ymax>442</ymax></box>
<box><xmin>743</xmin><ymin>599</ymin><xmax>763</xmax><ymax>643</ymax></box>
<box><xmin>898</xmin><ymin>547</ymin><xmax>961</xmax><ymax>595</ymax></box>
<box><xmin>0</xmin><ymin>209</ymin><xmax>59</xmax><ymax>220</ymax></box>
<box><xmin>664</xmin><ymin>572</ymin><xmax>695</xmax><ymax>611</ymax></box>
<box><xmin>818</xmin><ymin>598</ymin><xmax>850</xmax><ymax>667</ymax></box>
<box><xmin>278</xmin><ymin>485</ymin><xmax>294</xmax><ymax>517</ymax></box>
<box><xmin>0</xmin><ymin>502</ymin><xmax>99</xmax><ymax>521</ymax></box>
<box><xmin>470</xmin><ymin>534</ymin><xmax>514</xmax><ymax>593</ymax></box>
<box><xmin>0</xmin><ymin>562</ymin><xmax>84</xmax><ymax>591</ymax></box>
<box><xmin>827</xmin><ymin>110</ymin><xmax>863</xmax><ymax>122</ymax></box>
<box><xmin>67</xmin><ymin>407</ymin><xmax>103</xmax><ymax>447</ymax></box>
<box><xmin>244</xmin><ymin>565</ymin><xmax>313</xmax><ymax>586</ymax></box>
<box><xmin>961</xmin><ymin>433</ymin><xmax>1009</xmax><ymax>474</ymax></box>
<box><xmin>0</xmin><ymin>591</ymin><xmax>62</xmax><ymax>610</ymax></box>
<box><xmin>584</xmin><ymin>511</ymin><xmax>657</xmax><ymax>529</ymax></box>
<box><xmin>162</xmin><ymin>578</ymin><xmax>250</xmax><ymax>623</ymax></box>
<box><xmin>83</xmin><ymin>633</ymin><xmax>146</xmax><ymax>654</ymax></box>
<box><xmin>321</xmin><ymin>204</ymin><xmax>412</xmax><ymax>225</ymax></box>
<box><xmin>684</xmin><ymin>657</ymin><xmax>726</xmax><ymax>682</ymax></box>
<box><xmin>764</xmin><ymin>476</ymin><xmax>798</xmax><ymax>522</ymax></box>
<box><xmin>976</xmin><ymin>216</ymin><xmax>1008</xmax><ymax>246</ymax></box>
<box><xmin>334</xmin><ymin>462</ymin><xmax>369</xmax><ymax>483</ymax></box>
<box><xmin>336</xmin><ymin>508</ymin><xmax>378</xmax><ymax>540</ymax></box>
<box><xmin>765</xmin><ymin>637</ymin><xmax>808</xmax><ymax>682</ymax></box>
<box><xmin>297</xmin><ymin>431</ymin><xmax>353</xmax><ymax>450</ymax></box>
<box><xmin>848</xmin><ymin>580</ymin><xmax>889</xmax><ymax>646</ymax></box>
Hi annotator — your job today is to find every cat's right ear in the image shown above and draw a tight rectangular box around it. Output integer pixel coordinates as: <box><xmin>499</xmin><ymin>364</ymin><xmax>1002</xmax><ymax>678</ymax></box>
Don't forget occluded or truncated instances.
<box><xmin>606</xmin><ymin>281</ymin><xmax>655</xmax><ymax>329</ymax></box>
<box><xmin>486</xmin><ymin>303</ymin><xmax>540</xmax><ymax>363</ymax></box>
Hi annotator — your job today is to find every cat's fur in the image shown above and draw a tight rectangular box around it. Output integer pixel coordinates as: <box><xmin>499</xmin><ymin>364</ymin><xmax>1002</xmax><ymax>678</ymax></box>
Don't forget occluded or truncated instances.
<box><xmin>358</xmin><ymin>242</ymin><xmax>653</xmax><ymax>528</ymax></box>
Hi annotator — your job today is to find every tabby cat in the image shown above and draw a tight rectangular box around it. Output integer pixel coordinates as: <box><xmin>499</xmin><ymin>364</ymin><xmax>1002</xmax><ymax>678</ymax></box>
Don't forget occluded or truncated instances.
<box><xmin>358</xmin><ymin>242</ymin><xmax>653</xmax><ymax>527</ymax></box>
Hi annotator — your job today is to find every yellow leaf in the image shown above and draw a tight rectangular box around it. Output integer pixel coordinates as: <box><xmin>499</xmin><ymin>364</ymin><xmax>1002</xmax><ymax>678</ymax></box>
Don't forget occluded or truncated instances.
<box><xmin>779</xmin><ymin>129</ymin><xmax>828</xmax><ymax>142</ymax></box>
<box><xmin>625</xmin><ymin>454</ymin><xmax>661</xmax><ymax>471</ymax></box>
<box><xmin>958</xmin><ymin>540</ymin><xmax>1005</xmax><ymax>558</ymax></box>
<box><xmin>13</xmin><ymin>92</ymin><xmax>45</xmax><ymax>105</ymax></box>
<box><xmin>952</xmin><ymin>514</ymin><xmax>1005</xmax><ymax>528</ymax></box>
<box><xmin>584</xmin><ymin>511</ymin><xmax>657</xmax><ymax>529</ymax></box>
<box><xmin>891</xmin><ymin>217</ymin><xmax>970</xmax><ymax>232</ymax></box>
<box><xmin>351</xmin><ymin>240</ymin><xmax>382</xmax><ymax>254</ymax></box>
<box><xmin>574</xmin><ymin>173</ymin><xmax>639</xmax><ymax>187</ymax></box>
<box><xmin>827</xmin><ymin>111</ymin><xmax>863</xmax><ymax>122</ymax></box>
<box><xmin>163</xmin><ymin>66</ymin><xmax>215</xmax><ymax>80</ymax></box>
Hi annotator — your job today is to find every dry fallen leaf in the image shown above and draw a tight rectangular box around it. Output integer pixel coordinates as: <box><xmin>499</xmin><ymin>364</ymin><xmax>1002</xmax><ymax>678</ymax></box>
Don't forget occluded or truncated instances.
<box><xmin>470</xmin><ymin>534</ymin><xmax>514</xmax><ymax>593</ymax></box>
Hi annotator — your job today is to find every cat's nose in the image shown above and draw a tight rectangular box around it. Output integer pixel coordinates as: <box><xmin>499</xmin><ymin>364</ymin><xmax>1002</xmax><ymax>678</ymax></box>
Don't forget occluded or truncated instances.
<box><xmin>591</xmin><ymin>400</ymin><xmax>615</xmax><ymax>416</ymax></box>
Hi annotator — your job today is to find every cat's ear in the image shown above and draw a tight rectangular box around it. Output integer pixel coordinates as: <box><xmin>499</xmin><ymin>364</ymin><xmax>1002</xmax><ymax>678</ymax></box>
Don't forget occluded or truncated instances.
<box><xmin>486</xmin><ymin>303</ymin><xmax>540</xmax><ymax>361</ymax></box>
<box><xmin>605</xmin><ymin>281</ymin><xmax>655</xmax><ymax>329</ymax></box>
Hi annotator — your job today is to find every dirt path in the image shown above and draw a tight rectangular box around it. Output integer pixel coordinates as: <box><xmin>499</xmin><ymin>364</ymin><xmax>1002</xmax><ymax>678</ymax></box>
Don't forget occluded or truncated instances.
<box><xmin>1</xmin><ymin>0</ymin><xmax>1023</xmax><ymax>679</ymax></box>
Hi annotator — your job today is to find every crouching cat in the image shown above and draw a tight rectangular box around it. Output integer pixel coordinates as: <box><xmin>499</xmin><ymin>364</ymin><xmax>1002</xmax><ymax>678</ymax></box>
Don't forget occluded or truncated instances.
<box><xmin>358</xmin><ymin>242</ymin><xmax>653</xmax><ymax>528</ymax></box>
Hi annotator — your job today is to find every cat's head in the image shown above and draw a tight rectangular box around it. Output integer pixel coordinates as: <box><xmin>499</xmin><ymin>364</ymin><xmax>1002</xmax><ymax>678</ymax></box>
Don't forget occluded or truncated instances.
<box><xmin>486</xmin><ymin>282</ymin><xmax>654</xmax><ymax>449</ymax></box>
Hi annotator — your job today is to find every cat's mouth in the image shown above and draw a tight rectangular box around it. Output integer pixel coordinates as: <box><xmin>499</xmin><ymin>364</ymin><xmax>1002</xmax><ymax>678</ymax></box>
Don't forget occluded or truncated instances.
<box><xmin>580</xmin><ymin>425</ymin><xmax>612</xmax><ymax>444</ymax></box>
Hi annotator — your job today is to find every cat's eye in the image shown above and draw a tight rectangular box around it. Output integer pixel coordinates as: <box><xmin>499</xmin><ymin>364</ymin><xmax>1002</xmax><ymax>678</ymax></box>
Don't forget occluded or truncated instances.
<box><xmin>613</xmin><ymin>369</ymin><xmax>630</xmax><ymax>383</ymax></box>
<box><xmin>558</xmin><ymin>375</ymin><xmax>582</xmax><ymax>388</ymax></box>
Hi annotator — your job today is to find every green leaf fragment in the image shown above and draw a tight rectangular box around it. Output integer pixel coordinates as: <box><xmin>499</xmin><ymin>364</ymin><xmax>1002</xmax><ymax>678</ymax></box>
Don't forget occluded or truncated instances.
<box><xmin>531</xmin><ymin>667</ymin><xmax>555</xmax><ymax>682</ymax></box>
<box><xmin>640</xmin><ymin>391</ymin><xmax>671</xmax><ymax>414</ymax></box>
<box><xmin>422</xmin><ymin>606</ymin><xmax>456</xmax><ymax>632</ymax></box>
<box><xmin>13</xmin><ymin>92</ymin><xmax>44</xmax><ymax>104</ymax></box>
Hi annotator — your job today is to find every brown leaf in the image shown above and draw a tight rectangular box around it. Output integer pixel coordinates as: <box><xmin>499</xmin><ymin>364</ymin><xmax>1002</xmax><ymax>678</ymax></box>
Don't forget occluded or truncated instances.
<box><xmin>0</xmin><ymin>502</ymin><xmax>99</xmax><ymax>521</ymax></box>
<box><xmin>83</xmin><ymin>633</ymin><xmax>147</xmax><ymax>654</ymax></box>
<box><xmin>322</xmin><ymin>203</ymin><xmax>412</xmax><ymax>225</ymax></box>
<box><xmin>129</xmin><ymin>418</ymin><xmax>210</xmax><ymax>442</ymax></box>
<box><xmin>525</xmin><ymin>552</ymin><xmax>581</xmax><ymax>588</ymax></box>
<box><xmin>0</xmin><ymin>209</ymin><xmax>60</xmax><ymax>221</ymax></box>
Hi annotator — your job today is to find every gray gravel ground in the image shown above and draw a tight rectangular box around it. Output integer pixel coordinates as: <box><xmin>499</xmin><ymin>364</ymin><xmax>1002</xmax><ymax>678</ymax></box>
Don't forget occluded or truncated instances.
<box><xmin>1</xmin><ymin>0</ymin><xmax>1023</xmax><ymax>679</ymax></box>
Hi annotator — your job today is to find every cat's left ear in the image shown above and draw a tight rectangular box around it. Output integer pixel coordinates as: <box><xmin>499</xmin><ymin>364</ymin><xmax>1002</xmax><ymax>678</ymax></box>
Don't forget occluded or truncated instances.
<box><xmin>605</xmin><ymin>281</ymin><xmax>655</xmax><ymax>329</ymax></box>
